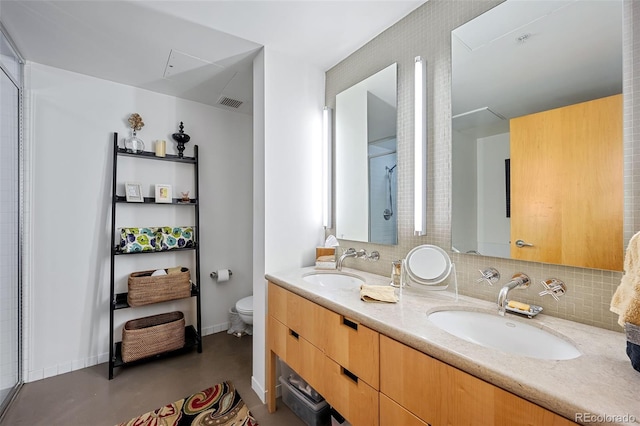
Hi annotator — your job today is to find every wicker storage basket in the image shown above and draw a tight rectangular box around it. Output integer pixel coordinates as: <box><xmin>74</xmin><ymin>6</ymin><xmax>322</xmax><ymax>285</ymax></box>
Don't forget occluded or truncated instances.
<box><xmin>121</xmin><ymin>311</ymin><xmax>185</xmax><ymax>362</ymax></box>
<box><xmin>127</xmin><ymin>267</ymin><xmax>191</xmax><ymax>307</ymax></box>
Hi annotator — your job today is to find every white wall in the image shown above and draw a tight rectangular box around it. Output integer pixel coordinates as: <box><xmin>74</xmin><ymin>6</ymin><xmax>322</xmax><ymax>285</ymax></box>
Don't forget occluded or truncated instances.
<box><xmin>336</xmin><ymin>82</ymin><xmax>368</xmax><ymax>240</ymax></box>
<box><xmin>477</xmin><ymin>132</ymin><xmax>510</xmax><ymax>257</ymax></box>
<box><xmin>251</xmin><ymin>47</ymin><xmax>325</xmax><ymax>402</ymax></box>
<box><xmin>451</xmin><ymin>130</ymin><xmax>478</xmax><ymax>253</ymax></box>
<box><xmin>24</xmin><ymin>62</ymin><xmax>253</xmax><ymax>381</ymax></box>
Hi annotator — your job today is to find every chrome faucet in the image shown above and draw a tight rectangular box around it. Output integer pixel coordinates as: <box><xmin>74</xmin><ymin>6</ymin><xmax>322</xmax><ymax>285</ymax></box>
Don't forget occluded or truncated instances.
<box><xmin>337</xmin><ymin>248</ymin><xmax>357</xmax><ymax>271</ymax></box>
<box><xmin>497</xmin><ymin>273</ymin><xmax>530</xmax><ymax>316</ymax></box>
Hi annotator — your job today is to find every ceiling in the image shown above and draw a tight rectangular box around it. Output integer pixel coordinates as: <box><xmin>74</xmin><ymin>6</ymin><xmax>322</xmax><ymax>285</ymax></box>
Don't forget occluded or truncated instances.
<box><xmin>451</xmin><ymin>0</ymin><xmax>623</xmax><ymax>138</ymax></box>
<box><xmin>0</xmin><ymin>0</ymin><xmax>426</xmax><ymax>115</ymax></box>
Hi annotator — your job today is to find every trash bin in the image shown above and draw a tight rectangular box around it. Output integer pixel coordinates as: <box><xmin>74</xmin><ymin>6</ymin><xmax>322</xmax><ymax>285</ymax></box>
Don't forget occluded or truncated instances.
<box><xmin>227</xmin><ymin>307</ymin><xmax>247</xmax><ymax>337</ymax></box>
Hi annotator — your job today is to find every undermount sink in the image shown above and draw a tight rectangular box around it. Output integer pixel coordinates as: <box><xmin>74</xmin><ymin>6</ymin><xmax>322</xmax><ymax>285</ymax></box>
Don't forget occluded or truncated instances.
<box><xmin>428</xmin><ymin>309</ymin><xmax>581</xmax><ymax>360</ymax></box>
<box><xmin>302</xmin><ymin>271</ymin><xmax>365</xmax><ymax>287</ymax></box>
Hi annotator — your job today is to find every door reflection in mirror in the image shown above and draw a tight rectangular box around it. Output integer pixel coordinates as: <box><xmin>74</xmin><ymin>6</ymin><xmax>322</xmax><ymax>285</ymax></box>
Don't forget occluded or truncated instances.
<box><xmin>450</xmin><ymin>0</ymin><xmax>622</xmax><ymax>270</ymax></box>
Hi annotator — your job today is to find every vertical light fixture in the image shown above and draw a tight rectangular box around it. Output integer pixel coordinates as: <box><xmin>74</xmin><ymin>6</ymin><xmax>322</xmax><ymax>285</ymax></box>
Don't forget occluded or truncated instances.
<box><xmin>414</xmin><ymin>56</ymin><xmax>427</xmax><ymax>236</ymax></box>
<box><xmin>322</xmin><ymin>106</ymin><xmax>332</xmax><ymax>228</ymax></box>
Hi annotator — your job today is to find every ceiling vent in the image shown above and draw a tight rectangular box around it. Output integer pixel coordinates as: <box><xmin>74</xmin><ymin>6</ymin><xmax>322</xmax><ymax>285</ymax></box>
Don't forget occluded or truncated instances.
<box><xmin>218</xmin><ymin>96</ymin><xmax>243</xmax><ymax>109</ymax></box>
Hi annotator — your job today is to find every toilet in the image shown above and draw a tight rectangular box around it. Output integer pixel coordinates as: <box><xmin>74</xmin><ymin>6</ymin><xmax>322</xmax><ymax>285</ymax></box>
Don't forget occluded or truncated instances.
<box><xmin>235</xmin><ymin>295</ymin><xmax>253</xmax><ymax>325</ymax></box>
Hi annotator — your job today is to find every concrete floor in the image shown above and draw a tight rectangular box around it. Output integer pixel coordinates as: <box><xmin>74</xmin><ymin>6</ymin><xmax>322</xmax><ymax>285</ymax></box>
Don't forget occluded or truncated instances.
<box><xmin>0</xmin><ymin>332</ymin><xmax>305</xmax><ymax>426</ymax></box>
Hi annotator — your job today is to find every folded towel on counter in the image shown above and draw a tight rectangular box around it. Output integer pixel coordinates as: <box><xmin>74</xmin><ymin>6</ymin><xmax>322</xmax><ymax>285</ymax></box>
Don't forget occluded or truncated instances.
<box><xmin>360</xmin><ymin>284</ymin><xmax>398</xmax><ymax>303</ymax></box>
<box><xmin>611</xmin><ymin>231</ymin><xmax>640</xmax><ymax>327</ymax></box>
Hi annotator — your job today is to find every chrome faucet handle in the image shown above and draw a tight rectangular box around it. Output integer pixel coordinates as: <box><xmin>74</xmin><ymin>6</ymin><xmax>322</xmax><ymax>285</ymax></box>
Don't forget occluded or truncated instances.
<box><xmin>367</xmin><ymin>251</ymin><xmax>380</xmax><ymax>262</ymax></box>
<box><xmin>476</xmin><ymin>267</ymin><xmax>500</xmax><ymax>285</ymax></box>
<box><xmin>356</xmin><ymin>249</ymin><xmax>368</xmax><ymax>258</ymax></box>
<box><xmin>539</xmin><ymin>278</ymin><xmax>566</xmax><ymax>301</ymax></box>
<box><xmin>510</xmin><ymin>272</ymin><xmax>531</xmax><ymax>289</ymax></box>
<box><xmin>342</xmin><ymin>247</ymin><xmax>356</xmax><ymax>255</ymax></box>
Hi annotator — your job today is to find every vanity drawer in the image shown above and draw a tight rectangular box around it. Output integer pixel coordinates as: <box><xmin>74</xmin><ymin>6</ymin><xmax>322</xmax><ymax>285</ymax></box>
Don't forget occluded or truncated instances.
<box><xmin>268</xmin><ymin>282</ymin><xmax>327</xmax><ymax>350</ymax></box>
<box><xmin>324</xmin><ymin>310</ymin><xmax>379</xmax><ymax>389</ymax></box>
<box><xmin>493</xmin><ymin>387</ymin><xmax>578</xmax><ymax>426</ymax></box>
<box><xmin>296</xmin><ymin>334</ymin><xmax>326</xmax><ymax>397</ymax></box>
<box><xmin>323</xmin><ymin>357</ymin><xmax>379</xmax><ymax>426</ymax></box>
<box><xmin>268</xmin><ymin>316</ymin><xmax>287</xmax><ymax>359</ymax></box>
<box><xmin>380</xmin><ymin>335</ymin><xmax>470</xmax><ymax>425</ymax></box>
<box><xmin>286</xmin><ymin>290</ymin><xmax>327</xmax><ymax>350</ymax></box>
<box><xmin>380</xmin><ymin>335</ymin><xmax>577</xmax><ymax>426</ymax></box>
<box><xmin>268</xmin><ymin>283</ymin><xmax>288</xmax><ymax>325</ymax></box>
<box><xmin>268</xmin><ymin>315</ymin><xmax>326</xmax><ymax>396</ymax></box>
<box><xmin>380</xmin><ymin>393</ymin><xmax>429</xmax><ymax>426</ymax></box>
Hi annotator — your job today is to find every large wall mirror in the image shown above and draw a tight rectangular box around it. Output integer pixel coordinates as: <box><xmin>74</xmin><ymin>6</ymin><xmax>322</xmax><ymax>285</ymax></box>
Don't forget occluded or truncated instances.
<box><xmin>336</xmin><ymin>63</ymin><xmax>398</xmax><ymax>245</ymax></box>
<box><xmin>451</xmin><ymin>0</ymin><xmax>623</xmax><ymax>271</ymax></box>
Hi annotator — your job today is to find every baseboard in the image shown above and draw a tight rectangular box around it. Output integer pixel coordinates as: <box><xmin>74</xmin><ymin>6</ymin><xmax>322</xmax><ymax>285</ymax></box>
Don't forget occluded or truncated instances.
<box><xmin>202</xmin><ymin>322</ymin><xmax>229</xmax><ymax>336</ymax></box>
<box><xmin>27</xmin><ymin>351</ymin><xmax>109</xmax><ymax>383</ymax></box>
<box><xmin>251</xmin><ymin>375</ymin><xmax>267</xmax><ymax>403</ymax></box>
<box><xmin>26</xmin><ymin>323</ymin><xmax>230</xmax><ymax>383</ymax></box>
<box><xmin>250</xmin><ymin>375</ymin><xmax>281</xmax><ymax>405</ymax></box>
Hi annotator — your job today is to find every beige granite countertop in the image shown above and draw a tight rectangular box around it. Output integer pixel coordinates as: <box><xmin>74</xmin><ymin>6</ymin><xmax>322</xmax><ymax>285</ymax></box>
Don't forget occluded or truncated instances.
<box><xmin>266</xmin><ymin>266</ymin><xmax>640</xmax><ymax>426</ymax></box>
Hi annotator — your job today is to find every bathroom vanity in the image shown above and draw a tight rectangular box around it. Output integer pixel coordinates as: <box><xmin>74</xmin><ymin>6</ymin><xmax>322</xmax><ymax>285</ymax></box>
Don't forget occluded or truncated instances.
<box><xmin>265</xmin><ymin>267</ymin><xmax>640</xmax><ymax>426</ymax></box>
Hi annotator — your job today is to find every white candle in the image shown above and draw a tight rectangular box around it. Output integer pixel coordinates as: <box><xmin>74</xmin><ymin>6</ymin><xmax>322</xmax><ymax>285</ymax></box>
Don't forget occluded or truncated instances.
<box><xmin>155</xmin><ymin>140</ymin><xmax>166</xmax><ymax>157</ymax></box>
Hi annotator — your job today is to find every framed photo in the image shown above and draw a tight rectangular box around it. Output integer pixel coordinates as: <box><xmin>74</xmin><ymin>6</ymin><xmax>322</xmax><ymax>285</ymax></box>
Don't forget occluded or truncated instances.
<box><xmin>125</xmin><ymin>182</ymin><xmax>143</xmax><ymax>202</ymax></box>
<box><xmin>155</xmin><ymin>184</ymin><xmax>173</xmax><ymax>203</ymax></box>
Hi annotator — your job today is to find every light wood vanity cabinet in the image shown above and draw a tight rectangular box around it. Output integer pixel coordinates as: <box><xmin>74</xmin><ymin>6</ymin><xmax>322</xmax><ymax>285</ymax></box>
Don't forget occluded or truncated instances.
<box><xmin>379</xmin><ymin>393</ymin><xmax>429</xmax><ymax>426</ymax></box>
<box><xmin>324</xmin><ymin>357</ymin><xmax>379</xmax><ymax>426</ymax></box>
<box><xmin>267</xmin><ymin>316</ymin><xmax>326</xmax><ymax>396</ymax></box>
<box><xmin>268</xmin><ymin>283</ymin><xmax>325</xmax><ymax>349</ymax></box>
<box><xmin>267</xmin><ymin>282</ymin><xmax>380</xmax><ymax>426</ymax></box>
<box><xmin>267</xmin><ymin>283</ymin><xmax>576</xmax><ymax>426</ymax></box>
<box><xmin>379</xmin><ymin>335</ymin><xmax>577</xmax><ymax>426</ymax></box>
<box><xmin>324</xmin><ymin>309</ymin><xmax>380</xmax><ymax>389</ymax></box>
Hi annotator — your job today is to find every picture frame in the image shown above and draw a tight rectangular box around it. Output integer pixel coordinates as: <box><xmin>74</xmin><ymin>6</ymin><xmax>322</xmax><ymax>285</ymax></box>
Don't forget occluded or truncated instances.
<box><xmin>125</xmin><ymin>182</ymin><xmax>144</xmax><ymax>202</ymax></box>
<box><xmin>155</xmin><ymin>184</ymin><xmax>173</xmax><ymax>203</ymax></box>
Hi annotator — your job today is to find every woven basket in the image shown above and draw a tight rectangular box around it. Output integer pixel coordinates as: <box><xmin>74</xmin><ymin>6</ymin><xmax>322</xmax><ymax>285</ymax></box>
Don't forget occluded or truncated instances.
<box><xmin>121</xmin><ymin>311</ymin><xmax>185</xmax><ymax>362</ymax></box>
<box><xmin>127</xmin><ymin>268</ymin><xmax>191</xmax><ymax>307</ymax></box>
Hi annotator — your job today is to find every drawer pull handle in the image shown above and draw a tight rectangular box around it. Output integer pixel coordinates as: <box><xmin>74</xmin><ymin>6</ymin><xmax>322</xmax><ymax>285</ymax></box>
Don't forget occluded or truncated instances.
<box><xmin>342</xmin><ymin>367</ymin><xmax>359</xmax><ymax>384</ymax></box>
<box><xmin>342</xmin><ymin>317</ymin><xmax>358</xmax><ymax>331</ymax></box>
<box><xmin>289</xmin><ymin>329</ymin><xmax>299</xmax><ymax>339</ymax></box>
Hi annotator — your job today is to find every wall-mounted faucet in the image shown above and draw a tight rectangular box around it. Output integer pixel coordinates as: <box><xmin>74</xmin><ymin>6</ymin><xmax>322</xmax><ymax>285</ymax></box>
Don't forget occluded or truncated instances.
<box><xmin>497</xmin><ymin>273</ymin><xmax>530</xmax><ymax>316</ymax></box>
<box><xmin>337</xmin><ymin>248</ymin><xmax>357</xmax><ymax>271</ymax></box>
<box><xmin>337</xmin><ymin>248</ymin><xmax>379</xmax><ymax>271</ymax></box>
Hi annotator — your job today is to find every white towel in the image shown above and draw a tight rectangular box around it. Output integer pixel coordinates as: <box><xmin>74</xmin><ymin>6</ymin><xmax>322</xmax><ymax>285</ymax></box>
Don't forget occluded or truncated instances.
<box><xmin>611</xmin><ymin>231</ymin><xmax>640</xmax><ymax>326</ymax></box>
<box><xmin>360</xmin><ymin>284</ymin><xmax>398</xmax><ymax>303</ymax></box>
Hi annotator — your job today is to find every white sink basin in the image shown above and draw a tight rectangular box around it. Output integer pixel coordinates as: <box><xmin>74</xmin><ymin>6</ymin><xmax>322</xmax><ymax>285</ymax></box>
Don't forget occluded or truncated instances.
<box><xmin>302</xmin><ymin>271</ymin><xmax>365</xmax><ymax>288</ymax></box>
<box><xmin>428</xmin><ymin>309</ymin><xmax>581</xmax><ymax>360</ymax></box>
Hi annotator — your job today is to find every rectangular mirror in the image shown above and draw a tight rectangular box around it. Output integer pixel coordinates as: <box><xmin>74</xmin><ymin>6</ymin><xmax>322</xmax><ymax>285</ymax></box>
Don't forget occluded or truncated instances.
<box><xmin>451</xmin><ymin>0</ymin><xmax>623</xmax><ymax>271</ymax></box>
<box><xmin>336</xmin><ymin>63</ymin><xmax>398</xmax><ymax>245</ymax></box>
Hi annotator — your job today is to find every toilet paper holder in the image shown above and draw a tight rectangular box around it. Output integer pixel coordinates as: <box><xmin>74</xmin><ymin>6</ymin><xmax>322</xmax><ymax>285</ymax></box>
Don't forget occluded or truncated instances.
<box><xmin>210</xmin><ymin>270</ymin><xmax>233</xmax><ymax>279</ymax></box>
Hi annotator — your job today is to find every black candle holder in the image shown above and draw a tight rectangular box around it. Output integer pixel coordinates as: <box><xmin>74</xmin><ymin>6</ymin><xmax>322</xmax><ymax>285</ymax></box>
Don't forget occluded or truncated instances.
<box><xmin>171</xmin><ymin>121</ymin><xmax>191</xmax><ymax>158</ymax></box>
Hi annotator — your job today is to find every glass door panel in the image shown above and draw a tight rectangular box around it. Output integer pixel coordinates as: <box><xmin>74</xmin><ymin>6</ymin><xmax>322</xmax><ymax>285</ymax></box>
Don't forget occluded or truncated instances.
<box><xmin>0</xmin><ymin>54</ymin><xmax>21</xmax><ymax>413</ymax></box>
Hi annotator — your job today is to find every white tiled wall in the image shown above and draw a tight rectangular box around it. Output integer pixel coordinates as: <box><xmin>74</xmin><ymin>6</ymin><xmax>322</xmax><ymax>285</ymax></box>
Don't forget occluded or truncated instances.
<box><xmin>369</xmin><ymin>152</ymin><xmax>397</xmax><ymax>244</ymax></box>
<box><xmin>0</xmin><ymin>69</ymin><xmax>20</xmax><ymax>399</ymax></box>
<box><xmin>326</xmin><ymin>0</ymin><xmax>638</xmax><ymax>332</ymax></box>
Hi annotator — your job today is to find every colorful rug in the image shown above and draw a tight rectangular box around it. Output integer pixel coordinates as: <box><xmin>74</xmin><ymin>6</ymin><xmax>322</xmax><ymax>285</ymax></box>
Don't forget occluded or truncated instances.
<box><xmin>116</xmin><ymin>381</ymin><xmax>258</xmax><ymax>426</ymax></box>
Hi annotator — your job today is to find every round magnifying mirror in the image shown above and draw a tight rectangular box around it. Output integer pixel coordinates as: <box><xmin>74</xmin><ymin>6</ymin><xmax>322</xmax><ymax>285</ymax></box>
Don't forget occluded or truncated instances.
<box><xmin>405</xmin><ymin>244</ymin><xmax>452</xmax><ymax>285</ymax></box>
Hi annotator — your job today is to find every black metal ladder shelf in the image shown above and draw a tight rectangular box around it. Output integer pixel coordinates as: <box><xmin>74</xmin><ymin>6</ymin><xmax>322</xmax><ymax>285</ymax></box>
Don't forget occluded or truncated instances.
<box><xmin>108</xmin><ymin>132</ymin><xmax>202</xmax><ymax>379</ymax></box>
